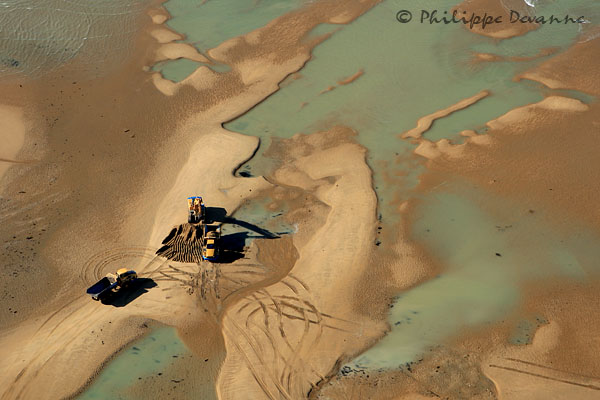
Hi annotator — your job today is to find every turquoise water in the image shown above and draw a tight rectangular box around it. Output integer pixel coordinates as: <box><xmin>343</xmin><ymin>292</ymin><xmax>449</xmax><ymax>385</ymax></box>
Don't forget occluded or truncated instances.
<box><xmin>152</xmin><ymin>58</ymin><xmax>231</xmax><ymax>83</ymax></box>
<box><xmin>152</xmin><ymin>58</ymin><xmax>203</xmax><ymax>83</ymax></box>
<box><xmin>163</xmin><ymin>0</ymin><xmax>307</xmax><ymax>53</ymax></box>
<box><xmin>154</xmin><ymin>0</ymin><xmax>308</xmax><ymax>81</ymax></box>
<box><xmin>225</xmin><ymin>0</ymin><xmax>593</xmax><ymax>219</ymax></box>
<box><xmin>78</xmin><ymin>326</ymin><xmax>188</xmax><ymax>399</ymax></box>
<box><xmin>350</xmin><ymin>184</ymin><xmax>599</xmax><ymax>369</ymax></box>
<box><xmin>0</xmin><ymin>0</ymin><xmax>150</xmax><ymax>80</ymax></box>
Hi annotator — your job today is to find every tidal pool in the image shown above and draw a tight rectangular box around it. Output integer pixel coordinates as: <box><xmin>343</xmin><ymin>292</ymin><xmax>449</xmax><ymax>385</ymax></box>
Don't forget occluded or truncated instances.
<box><xmin>78</xmin><ymin>326</ymin><xmax>188</xmax><ymax>399</ymax></box>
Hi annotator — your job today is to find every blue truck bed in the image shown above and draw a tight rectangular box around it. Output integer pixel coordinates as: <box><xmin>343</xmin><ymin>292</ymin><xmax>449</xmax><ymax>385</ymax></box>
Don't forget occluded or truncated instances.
<box><xmin>86</xmin><ymin>277</ymin><xmax>118</xmax><ymax>300</ymax></box>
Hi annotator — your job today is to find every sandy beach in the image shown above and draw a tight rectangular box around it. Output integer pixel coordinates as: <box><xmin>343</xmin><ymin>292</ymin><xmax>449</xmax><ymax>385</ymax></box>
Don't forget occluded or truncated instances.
<box><xmin>0</xmin><ymin>0</ymin><xmax>599</xmax><ymax>399</ymax></box>
<box><xmin>0</xmin><ymin>106</ymin><xmax>27</xmax><ymax>187</ymax></box>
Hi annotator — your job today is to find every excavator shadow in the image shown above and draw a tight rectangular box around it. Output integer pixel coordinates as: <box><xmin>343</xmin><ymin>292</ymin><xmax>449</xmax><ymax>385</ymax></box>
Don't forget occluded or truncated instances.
<box><xmin>102</xmin><ymin>278</ymin><xmax>157</xmax><ymax>307</ymax></box>
<box><xmin>217</xmin><ymin>232</ymin><xmax>249</xmax><ymax>264</ymax></box>
<box><xmin>206</xmin><ymin>207</ymin><xmax>278</xmax><ymax>239</ymax></box>
<box><xmin>206</xmin><ymin>207</ymin><xmax>282</xmax><ymax>264</ymax></box>
<box><xmin>205</xmin><ymin>206</ymin><xmax>228</xmax><ymax>224</ymax></box>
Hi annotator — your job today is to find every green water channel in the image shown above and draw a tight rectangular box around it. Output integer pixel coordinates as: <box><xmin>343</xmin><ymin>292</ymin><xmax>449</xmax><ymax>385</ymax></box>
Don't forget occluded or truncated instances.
<box><xmin>78</xmin><ymin>327</ymin><xmax>189</xmax><ymax>399</ymax></box>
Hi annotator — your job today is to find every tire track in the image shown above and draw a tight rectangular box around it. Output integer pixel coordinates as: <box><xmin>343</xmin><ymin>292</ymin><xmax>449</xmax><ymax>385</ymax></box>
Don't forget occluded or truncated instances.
<box><xmin>6</xmin><ymin>247</ymin><xmax>165</xmax><ymax>399</ymax></box>
<box><xmin>228</xmin><ymin>316</ymin><xmax>293</xmax><ymax>400</ymax></box>
<box><xmin>489</xmin><ymin>364</ymin><xmax>600</xmax><ymax>390</ymax></box>
<box><xmin>80</xmin><ymin>246</ymin><xmax>157</xmax><ymax>284</ymax></box>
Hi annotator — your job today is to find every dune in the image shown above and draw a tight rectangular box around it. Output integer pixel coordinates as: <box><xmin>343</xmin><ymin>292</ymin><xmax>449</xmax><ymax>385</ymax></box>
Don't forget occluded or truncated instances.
<box><xmin>155</xmin><ymin>43</ymin><xmax>210</xmax><ymax>63</ymax></box>
<box><xmin>485</xmin><ymin>96</ymin><xmax>588</xmax><ymax>131</ymax></box>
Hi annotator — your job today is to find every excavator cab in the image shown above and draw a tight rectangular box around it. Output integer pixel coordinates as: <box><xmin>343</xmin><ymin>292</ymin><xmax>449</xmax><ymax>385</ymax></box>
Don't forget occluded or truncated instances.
<box><xmin>116</xmin><ymin>268</ymin><xmax>137</xmax><ymax>286</ymax></box>
<box><xmin>187</xmin><ymin>196</ymin><xmax>205</xmax><ymax>224</ymax></box>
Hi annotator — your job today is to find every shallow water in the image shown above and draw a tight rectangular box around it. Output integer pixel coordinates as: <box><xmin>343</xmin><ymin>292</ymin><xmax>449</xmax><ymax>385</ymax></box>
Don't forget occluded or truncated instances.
<box><xmin>78</xmin><ymin>326</ymin><xmax>188</xmax><ymax>399</ymax></box>
<box><xmin>152</xmin><ymin>58</ymin><xmax>231</xmax><ymax>82</ymax></box>
<box><xmin>222</xmin><ymin>0</ymin><xmax>598</xmax><ymax>368</ymax></box>
<box><xmin>510</xmin><ymin>315</ymin><xmax>549</xmax><ymax>345</ymax></box>
<box><xmin>349</xmin><ymin>183</ymin><xmax>599</xmax><ymax>369</ymax></box>
<box><xmin>155</xmin><ymin>0</ymin><xmax>308</xmax><ymax>81</ymax></box>
<box><xmin>0</xmin><ymin>0</ymin><xmax>150</xmax><ymax>80</ymax></box>
<box><xmin>226</xmin><ymin>0</ymin><xmax>593</xmax><ymax>218</ymax></box>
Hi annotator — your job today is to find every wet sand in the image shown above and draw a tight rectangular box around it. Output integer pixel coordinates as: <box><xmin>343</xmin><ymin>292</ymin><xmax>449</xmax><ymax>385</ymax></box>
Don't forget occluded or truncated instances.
<box><xmin>0</xmin><ymin>0</ymin><xmax>382</xmax><ymax>399</ymax></box>
<box><xmin>519</xmin><ymin>35</ymin><xmax>600</xmax><ymax>96</ymax></box>
<box><xmin>1</xmin><ymin>0</ymin><xmax>599</xmax><ymax>399</ymax></box>
<box><xmin>319</xmin><ymin>2</ymin><xmax>600</xmax><ymax>399</ymax></box>
<box><xmin>0</xmin><ymin>105</ymin><xmax>27</xmax><ymax>187</ymax></box>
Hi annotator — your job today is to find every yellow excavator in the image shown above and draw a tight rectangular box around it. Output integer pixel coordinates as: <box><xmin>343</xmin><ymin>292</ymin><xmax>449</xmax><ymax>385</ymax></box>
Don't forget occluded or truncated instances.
<box><xmin>188</xmin><ymin>196</ymin><xmax>205</xmax><ymax>224</ymax></box>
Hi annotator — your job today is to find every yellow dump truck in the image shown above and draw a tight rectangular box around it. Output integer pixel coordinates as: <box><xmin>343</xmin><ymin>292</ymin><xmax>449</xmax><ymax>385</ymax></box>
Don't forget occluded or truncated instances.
<box><xmin>202</xmin><ymin>223</ymin><xmax>221</xmax><ymax>261</ymax></box>
<box><xmin>86</xmin><ymin>268</ymin><xmax>138</xmax><ymax>302</ymax></box>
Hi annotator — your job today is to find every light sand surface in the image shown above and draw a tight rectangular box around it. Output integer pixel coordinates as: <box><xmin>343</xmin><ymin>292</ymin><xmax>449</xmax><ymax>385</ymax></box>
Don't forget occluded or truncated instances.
<box><xmin>0</xmin><ymin>105</ymin><xmax>27</xmax><ymax>187</ymax></box>
<box><xmin>150</xmin><ymin>27</ymin><xmax>183</xmax><ymax>44</ymax></box>
<box><xmin>2</xmin><ymin>0</ymin><xmax>598</xmax><ymax>399</ymax></box>
<box><xmin>401</xmin><ymin>90</ymin><xmax>489</xmax><ymax>139</ymax></box>
<box><xmin>155</xmin><ymin>43</ymin><xmax>210</xmax><ymax>63</ymax></box>
<box><xmin>217</xmin><ymin>129</ymin><xmax>387</xmax><ymax>400</ymax></box>
<box><xmin>485</xmin><ymin>96</ymin><xmax>588</xmax><ymax>131</ymax></box>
